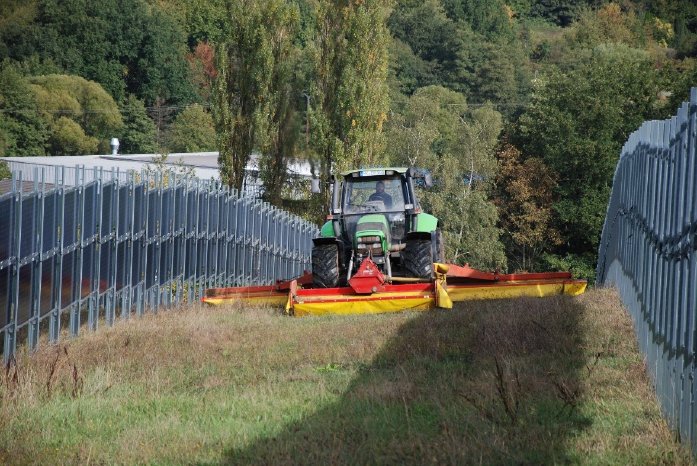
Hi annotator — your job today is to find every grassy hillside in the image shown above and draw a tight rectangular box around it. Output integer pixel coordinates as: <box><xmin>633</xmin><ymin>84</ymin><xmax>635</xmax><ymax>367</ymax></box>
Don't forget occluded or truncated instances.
<box><xmin>0</xmin><ymin>290</ymin><xmax>692</xmax><ymax>464</ymax></box>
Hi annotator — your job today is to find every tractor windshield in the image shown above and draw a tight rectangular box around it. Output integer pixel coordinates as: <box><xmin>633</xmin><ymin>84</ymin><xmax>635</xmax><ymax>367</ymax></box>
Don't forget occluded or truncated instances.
<box><xmin>343</xmin><ymin>175</ymin><xmax>405</xmax><ymax>214</ymax></box>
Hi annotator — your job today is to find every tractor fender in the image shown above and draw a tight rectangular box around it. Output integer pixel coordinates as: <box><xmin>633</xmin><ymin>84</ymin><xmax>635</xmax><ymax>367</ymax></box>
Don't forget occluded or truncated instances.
<box><xmin>319</xmin><ymin>221</ymin><xmax>334</xmax><ymax>238</ymax></box>
<box><xmin>405</xmin><ymin>231</ymin><xmax>432</xmax><ymax>241</ymax></box>
<box><xmin>313</xmin><ymin>236</ymin><xmax>341</xmax><ymax>246</ymax></box>
<box><xmin>413</xmin><ymin>213</ymin><xmax>438</xmax><ymax>233</ymax></box>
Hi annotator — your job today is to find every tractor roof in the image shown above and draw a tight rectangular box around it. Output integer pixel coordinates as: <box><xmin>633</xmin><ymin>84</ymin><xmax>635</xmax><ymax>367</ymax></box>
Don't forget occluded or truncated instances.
<box><xmin>340</xmin><ymin>167</ymin><xmax>409</xmax><ymax>177</ymax></box>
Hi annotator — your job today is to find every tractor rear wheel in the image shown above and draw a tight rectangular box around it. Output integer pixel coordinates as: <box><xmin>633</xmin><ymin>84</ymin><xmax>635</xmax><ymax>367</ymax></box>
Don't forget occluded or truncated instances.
<box><xmin>312</xmin><ymin>243</ymin><xmax>340</xmax><ymax>288</ymax></box>
<box><xmin>403</xmin><ymin>238</ymin><xmax>434</xmax><ymax>279</ymax></box>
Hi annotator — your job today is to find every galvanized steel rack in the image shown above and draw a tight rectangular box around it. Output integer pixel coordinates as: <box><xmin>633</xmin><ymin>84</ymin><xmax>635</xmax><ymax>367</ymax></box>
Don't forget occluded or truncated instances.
<box><xmin>0</xmin><ymin>166</ymin><xmax>316</xmax><ymax>363</ymax></box>
<box><xmin>597</xmin><ymin>88</ymin><xmax>697</xmax><ymax>456</ymax></box>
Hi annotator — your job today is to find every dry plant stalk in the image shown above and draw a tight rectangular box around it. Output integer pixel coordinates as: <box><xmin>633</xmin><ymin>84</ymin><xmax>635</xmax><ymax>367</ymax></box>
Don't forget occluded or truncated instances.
<box><xmin>3</xmin><ymin>355</ymin><xmax>20</xmax><ymax>396</ymax></box>
<box><xmin>45</xmin><ymin>349</ymin><xmax>61</xmax><ymax>398</ymax></box>
<box><xmin>71</xmin><ymin>363</ymin><xmax>83</xmax><ymax>398</ymax></box>
<box><xmin>494</xmin><ymin>356</ymin><xmax>521</xmax><ymax>424</ymax></box>
<box><xmin>45</xmin><ymin>346</ymin><xmax>83</xmax><ymax>399</ymax></box>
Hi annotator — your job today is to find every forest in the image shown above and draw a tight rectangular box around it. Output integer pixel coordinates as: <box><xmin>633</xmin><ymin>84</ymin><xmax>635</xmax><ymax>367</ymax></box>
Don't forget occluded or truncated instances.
<box><xmin>1</xmin><ymin>0</ymin><xmax>696</xmax><ymax>280</ymax></box>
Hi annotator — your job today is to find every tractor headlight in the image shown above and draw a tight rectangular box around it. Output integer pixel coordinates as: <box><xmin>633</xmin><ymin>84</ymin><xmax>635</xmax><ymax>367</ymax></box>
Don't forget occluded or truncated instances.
<box><xmin>357</xmin><ymin>236</ymin><xmax>381</xmax><ymax>243</ymax></box>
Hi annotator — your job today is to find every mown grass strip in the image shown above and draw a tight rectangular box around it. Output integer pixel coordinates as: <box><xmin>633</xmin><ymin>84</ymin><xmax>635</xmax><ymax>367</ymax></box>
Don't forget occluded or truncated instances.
<box><xmin>0</xmin><ymin>289</ymin><xmax>692</xmax><ymax>465</ymax></box>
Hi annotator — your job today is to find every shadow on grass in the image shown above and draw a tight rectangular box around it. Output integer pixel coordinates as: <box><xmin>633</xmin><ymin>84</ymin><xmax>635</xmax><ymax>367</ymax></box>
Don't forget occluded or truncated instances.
<box><xmin>219</xmin><ymin>296</ymin><xmax>591</xmax><ymax>465</ymax></box>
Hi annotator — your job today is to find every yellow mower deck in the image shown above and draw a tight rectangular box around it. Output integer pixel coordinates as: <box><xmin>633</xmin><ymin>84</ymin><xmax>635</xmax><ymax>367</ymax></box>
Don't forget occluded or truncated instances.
<box><xmin>202</xmin><ymin>261</ymin><xmax>587</xmax><ymax>316</ymax></box>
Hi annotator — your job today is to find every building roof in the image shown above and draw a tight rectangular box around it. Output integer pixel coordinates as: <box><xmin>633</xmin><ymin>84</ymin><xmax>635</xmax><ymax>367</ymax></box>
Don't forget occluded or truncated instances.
<box><xmin>1</xmin><ymin>152</ymin><xmax>315</xmax><ymax>178</ymax></box>
<box><xmin>1</xmin><ymin>152</ymin><xmax>316</xmax><ymax>198</ymax></box>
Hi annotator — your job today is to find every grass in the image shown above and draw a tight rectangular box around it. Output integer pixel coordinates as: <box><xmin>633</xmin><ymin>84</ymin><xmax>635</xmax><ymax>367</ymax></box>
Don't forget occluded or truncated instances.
<box><xmin>0</xmin><ymin>289</ymin><xmax>693</xmax><ymax>465</ymax></box>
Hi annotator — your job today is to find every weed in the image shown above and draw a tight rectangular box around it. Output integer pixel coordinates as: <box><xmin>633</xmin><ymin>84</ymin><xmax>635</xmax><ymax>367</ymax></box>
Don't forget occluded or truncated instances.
<box><xmin>552</xmin><ymin>376</ymin><xmax>581</xmax><ymax>416</ymax></box>
<box><xmin>3</xmin><ymin>356</ymin><xmax>19</xmax><ymax>398</ymax></box>
<box><xmin>44</xmin><ymin>346</ymin><xmax>84</xmax><ymax>400</ymax></box>
<box><xmin>71</xmin><ymin>363</ymin><xmax>83</xmax><ymax>398</ymax></box>
<box><xmin>314</xmin><ymin>363</ymin><xmax>343</xmax><ymax>373</ymax></box>
<box><xmin>45</xmin><ymin>348</ymin><xmax>60</xmax><ymax>398</ymax></box>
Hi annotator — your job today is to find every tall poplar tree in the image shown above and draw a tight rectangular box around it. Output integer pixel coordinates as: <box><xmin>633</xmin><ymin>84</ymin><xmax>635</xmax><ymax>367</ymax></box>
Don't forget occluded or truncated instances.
<box><xmin>307</xmin><ymin>0</ymin><xmax>392</xmax><ymax>194</ymax></box>
<box><xmin>258</xmin><ymin>1</ymin><xmax>301</xmax><ymax>204</ymax></box>
<box><xmin>213</xmin><ymin>0</ymin><xmax>299</xmax><ymax>192</ymax></box>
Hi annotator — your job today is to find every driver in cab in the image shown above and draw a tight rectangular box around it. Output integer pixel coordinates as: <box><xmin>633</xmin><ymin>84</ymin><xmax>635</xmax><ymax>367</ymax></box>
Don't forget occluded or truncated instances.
<box><xmin>368</xmin><ymin>181</ymin><xmax>392</xmax><ymax>208</ymax></box>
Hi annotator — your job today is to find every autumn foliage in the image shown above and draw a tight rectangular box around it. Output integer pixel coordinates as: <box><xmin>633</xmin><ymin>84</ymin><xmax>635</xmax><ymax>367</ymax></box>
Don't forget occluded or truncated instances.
<box><xmin>494</xmin><ymin>142</ymin><xmax>561</xmax><ymax>272</ymax></box>
<box><xmin>186</xmin><ymin>42</ymin><xmax>217</xmax><ymax>101</ymax></box>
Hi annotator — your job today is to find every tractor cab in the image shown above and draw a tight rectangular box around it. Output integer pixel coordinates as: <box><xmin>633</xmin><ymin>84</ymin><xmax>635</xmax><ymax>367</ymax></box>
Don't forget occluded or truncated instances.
<box><xmin>340</xmin><ymin>170</ymin><xmax>412</xmax><ymax>253</ymax></box>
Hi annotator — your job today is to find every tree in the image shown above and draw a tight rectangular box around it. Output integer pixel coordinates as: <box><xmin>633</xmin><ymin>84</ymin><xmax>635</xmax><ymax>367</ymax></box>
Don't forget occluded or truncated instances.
<box><xmin>306</xmin><ymin>0</ymin><xmax>392</xmax><ymax>204</ymax></box>
<box><xmin>387</xmin><ymin>0</ymin><xmax>531</xmax><ymax>109</ymax></box>
<box><xmin>494</xmin><ymin>142</ymin><xmax>561</xmax><ymax>272</ymax></box>
<box><xmin>645</xmin><ymin>0</ymin><xmax>697</xmax><ymax>57</ymax></box>
<box><xmin>153</xmin><ymin>0</ymin><xmax>229</xmax><ymax>45</ymax></box>
<box><xmin>0</xmin><ymin>63</ymin><xmax>47</xmax><ymax>156</ymax></box>
<box><xmin>16</xmin><ymin>0</ymin><xmax>143</xmax><ymax>102</ymax></box>
<box><xmin>388</xmin><ymin>0</ymin><xmax>469</xmax><ymax>94</ymax></box>
<box><xmin>0</xmin><ymin>0</ymin><xmax>195</xmax><ymax>106</ymax></box>
<box><xmin>515</xmin><ymin>43</ymin><xmax>661</xmax><ymax>272</ymax></box>
<box><xmin>388</xmin><ymin>38</ymin><xmax>437</xmax><ymax>96</ymax></box>
<box><xmin>470</xmin><ymin>40</ymin><xmax>528</xmax><ymax>110</ymax></box>
<box><xmin>129</xmin><ymin>8</ymin><xmax>197</xmax><ymax>106</ymax></box>
<box><xmin>213</xmin><ymin>0</ymin><xmax>297</xmax><ymax>191</ymax></box>
<box><xmin>29</xmin><ymin>74</ymin><xmax>123</xmax><ymax>154</ymax></box>
<box><xmin>567</xmin><ymin>3</ymin><xmax>639</xmax><ymax>49</ymax></box>
<box><xmin>332</xmin><ymin>0</ymin><xmax>391</xmax><ymax>170</ymax></box>
<box><xmin>387</xmin><ymin>85</ymin><xmax>506</xmax><ymax>270</ymax></box>
<box><xmin>0</xmin><ymin>160</ymin><xmax>11</xmax><ymax>180</ymax></box>
<box><xmin>441</xmin><ymin>0</ymin><xmax>515</xmax><ymax>41</ymax></box>
<box><xmin>257</xmin><ymin>1</ymin><xmax>301</xmax><ymax>205</ymax></box>
<box><xmin>186</xmin><ymin>42</ymin><xmax>218</xmax><ymax>103</ymax></box>
<box><xmin>47</xmin><ymin>116</ymin><xmax>98</xmax><ymax>155</ymax></box>
<box><xmin>119</xmin><ymin>94</ymin><xmax>157</xmax><ymax>154</ymax></box>
<box><xmin>529</xmin><ymin>0</ymin><xmax>587</xmax><ymax>26</ymax></box>
<box><xmin>167</xmin><ymin>104</ymin><xmax>216</xmax><ymax>153</ymax></box>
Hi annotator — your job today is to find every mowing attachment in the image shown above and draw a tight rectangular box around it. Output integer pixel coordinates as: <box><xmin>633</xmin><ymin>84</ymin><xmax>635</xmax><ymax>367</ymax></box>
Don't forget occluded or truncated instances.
<box><xmin>202</xmin><ymin>258</ymin><xmax>586</xmax><ymax>316</ymax></box>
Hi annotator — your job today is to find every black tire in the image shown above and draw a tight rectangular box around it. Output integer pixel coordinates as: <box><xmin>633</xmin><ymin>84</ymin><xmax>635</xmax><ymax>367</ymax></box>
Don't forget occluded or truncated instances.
<box><xmin>432</xmin><ymin>229</ymin><xmax>445</xmax><ymax>263</ymax></box>
<box><xmin>402</xmin><ymin>238</ymin><xmax>434</xmax><ymax>279</ymax></box>
<box><xmin>312</xmin><ymin>243</ymin><xmax>340</xmax><ymax>288</ymax></box>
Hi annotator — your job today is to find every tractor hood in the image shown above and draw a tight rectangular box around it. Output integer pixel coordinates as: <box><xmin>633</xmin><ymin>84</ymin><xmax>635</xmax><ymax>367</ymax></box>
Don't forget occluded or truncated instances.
<box><xmin>355</xmin><ymin>214</ymin><xmax>390</xmax><ymax>243</ymax></box>
<box><xmin>354</xmin><ymin>214</ymin><xmax>390</xmax><ymax>257</ymax></box>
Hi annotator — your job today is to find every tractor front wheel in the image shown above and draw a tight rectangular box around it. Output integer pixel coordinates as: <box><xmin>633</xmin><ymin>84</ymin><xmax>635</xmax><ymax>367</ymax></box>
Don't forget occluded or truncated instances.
<box><xmin>312</xmin><ymin>243</ymin><xmax>340</xmax><ymax>288</ymax></box>
<box><xmin>403</xmin><ymin>238</ymin><xmax>434</xmax><ymax>279</ymax></box>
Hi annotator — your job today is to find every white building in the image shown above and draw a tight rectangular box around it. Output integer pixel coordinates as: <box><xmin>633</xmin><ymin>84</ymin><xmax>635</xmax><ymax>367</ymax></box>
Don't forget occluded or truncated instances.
<box><xmin>1</xmin><ymin>152</ymin><xmax>314</xmax><ymax>198</ymax></box>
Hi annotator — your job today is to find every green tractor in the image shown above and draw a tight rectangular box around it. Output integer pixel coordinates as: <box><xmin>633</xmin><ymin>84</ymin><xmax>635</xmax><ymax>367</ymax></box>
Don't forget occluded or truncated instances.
<box><xmin>312</xmin><ymin>167</ymin><xmax>444</xmax><ymax>287</ymax></box>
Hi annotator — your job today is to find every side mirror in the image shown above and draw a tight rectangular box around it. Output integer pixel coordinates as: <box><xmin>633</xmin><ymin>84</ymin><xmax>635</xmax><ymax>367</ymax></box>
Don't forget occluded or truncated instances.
<box><xmin>424</xmin><ymin>173</ymin><xmax>433</xmax><ymax>188</ymax></box>
<box><xmin>310</xmin><ymin>178</ymin><xmax>321</xmax><ymax>193</ymax></box>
